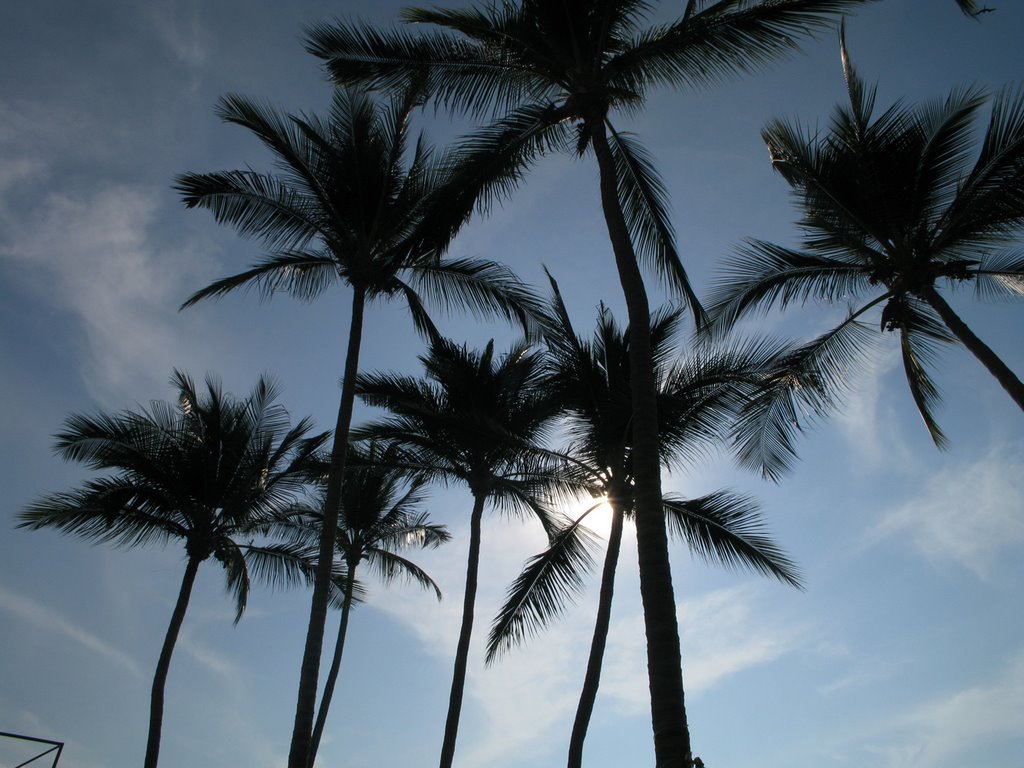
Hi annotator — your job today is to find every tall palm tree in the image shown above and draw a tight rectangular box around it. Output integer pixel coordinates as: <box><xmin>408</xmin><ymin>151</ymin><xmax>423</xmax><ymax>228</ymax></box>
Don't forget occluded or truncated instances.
<box><xmin>175</xmin><ymin>85</ymin><xmax>542</xmax><ymax>768</ymax></box>
<box><xmin>354</xmin><ymin>337</ymin><xmax>563</xmax><ymax>768</ymax></box>
<box><xmin>18</xmin><ymin>371</ymin><xmax>328</xmax><ymax>768</ymax></box>
<box><xmin>486</xmin><ymin>279</ymin><xmax>804</xmax><ymax>767</ymax></box>
<box><xmin>306</xmin><ymin>4</ymin><xmax>869</xmax><ymax>762</ymax></box>
<box><xmin>708</xmin><ymin>31</ymin><xmax>1024</xmax><ymax>446</ymax></box>
<box><xmin>276</xmin><ymin>443</ymin><xmax>451</xmax><ymax>767</ymax></box>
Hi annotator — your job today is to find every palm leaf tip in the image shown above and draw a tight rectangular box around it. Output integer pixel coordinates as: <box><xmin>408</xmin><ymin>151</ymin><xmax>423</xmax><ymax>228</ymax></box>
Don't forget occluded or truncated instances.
<box><xmin>664</xmin><ymin>493</ymin><xmax>803</xmax><ymax>589</ymax></box>
<box><xmin>485</xmin><ymin>519</ymin><xmax>599</xmax><ymax>664</ymax></box>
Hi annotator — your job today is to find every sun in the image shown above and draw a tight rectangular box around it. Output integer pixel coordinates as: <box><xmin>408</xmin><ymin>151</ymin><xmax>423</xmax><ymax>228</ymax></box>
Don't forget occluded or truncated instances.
<box><xmin>575</xmin><ymin>495</ymin><xmax>614</xmax><ymax>539</ymax></box>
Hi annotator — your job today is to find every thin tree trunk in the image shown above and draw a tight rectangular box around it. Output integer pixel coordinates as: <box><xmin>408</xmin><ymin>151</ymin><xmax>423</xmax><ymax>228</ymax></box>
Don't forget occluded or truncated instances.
<box><xmin>922</xmin><ymin>285</ymin><xmax>1024</xmax><ymax>411</ymax></box>
<box><xmin>567</xmin><ymin>501</ymin><xmax>625</xmax><ymax>768</ymax></box>
<box><xmin>308</xmin><ymin>567</ymin><xmax>358</xmax><ymax>767</ymax></box>
<box><xmin>143</xmin><ymin>555</ymin><xmax>201</xmax><ymax>768</ymax></box>
<box><xmin>438</xmin><ymin>493</ymin><xmax>487</xmax><ymax>768</ymax></box>
<box><xmin>591</xmin><ymin>121</ymin><xmax>691</xmax><ymax>767</ymax></box>
<box><xmin>288</xmin><ymin>287</ymin><xmax>367</xmax><ymax>768</ymax></box>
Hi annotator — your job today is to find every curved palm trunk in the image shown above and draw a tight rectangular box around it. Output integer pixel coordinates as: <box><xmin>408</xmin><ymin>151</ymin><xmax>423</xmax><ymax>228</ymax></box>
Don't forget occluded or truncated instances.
<box><xmin>289</xmin><ymin>286</ymin><xmax>366</xmax><ymax>768</ymax></box>
<box><xmin>308</xmin><ymin>567</ymin><xmax>358</xmax><ymax>767</ymax></box>
<box><xmin>439</xmin><ymin>493</ymin><xmax>487</xmax><ymax>768</ymax></box>
<box><xmin>143</xmin><ymin>555</ymin><xmax>201</xmax><ymax>768</ymax></box>
<box><xmin>590</xmin><ymin>121</ymin><xmax>691</xmax><ymax>767</ymax></box>
<box><xmin>921</xmin><ymin>285</ymin><xmax>1024</xmax><ymax>411</ymax></box>
<box><xmin>567</xmin><ymin>501</ymin><xmax>625</xmax><ymax>768</ymax></box>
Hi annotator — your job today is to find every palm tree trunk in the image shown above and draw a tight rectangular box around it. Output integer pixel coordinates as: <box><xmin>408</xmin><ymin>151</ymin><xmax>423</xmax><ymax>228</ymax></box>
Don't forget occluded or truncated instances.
<box><xmin>439</xmin><ymin>493</ymin><xmax>486</xmax><ymax>768</ymax></box>
<box><xmin>288</xmin><ymin>286</ymin><xmax>367</xmax><ymax>768</ymax></box>
<box><xmin>567</xmin><ymin>501</ymin><xmax>625</xmax><ymax>768</ymax></box>
<box><xmin>590</xmin><ymin>121</ymin><xmax>691</xmax><ymax>767</ymax></box>
<box><xmin>921</xmin><ymin>285</ymin><xmax>1024</xmax><ymax>411</ymax></box>
<box><xmin>144</xmin><ymin>555</ymin><xmax>201</xmax><ymax>768</ymax></box>
<box><xmin>308</xmin><ymin>567</ymin><xmax>358</xmax><ymax>767</ymax></box>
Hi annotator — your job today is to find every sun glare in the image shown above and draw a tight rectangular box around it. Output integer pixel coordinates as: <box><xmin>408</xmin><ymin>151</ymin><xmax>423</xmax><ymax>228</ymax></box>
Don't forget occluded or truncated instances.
<box><xmin>576</xmin><ymin>496</ymin><xmax>614</xmax><ymax>539</ymax></box>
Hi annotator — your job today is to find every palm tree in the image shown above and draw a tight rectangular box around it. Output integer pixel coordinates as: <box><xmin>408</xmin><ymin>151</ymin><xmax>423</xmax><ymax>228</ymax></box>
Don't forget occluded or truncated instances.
<box><xmin>305</xmin><ymin>4</ymin><xmax>870</xmax><ymax>762</ymax></box>
<box><xmin>276</xmin><ymin>443</ymin><xmax>451</xmax><ymax>767</ymax></box>
<box><xmin>708</xmin><ymin>31</ymin><xmax>1024</xmax><ymax>447</ymax></box>
<box><xmin>486</xmin><ymin>279</ymin><xmax>804</xmax><ymax>767</ymax></box>
<box><xmin>354</xmin><ymin>337</ymin><xmax>563</xmax><ymax>768</ymax></box>
<box><xmin>175</xmin><ymin>85</ymin><xmax>542</xmax><ymax>768</ymax></box>
<box><xmin>18</xmin><ymin>371</ymin><xmax>328</xmax><ymax>768</ymax></box>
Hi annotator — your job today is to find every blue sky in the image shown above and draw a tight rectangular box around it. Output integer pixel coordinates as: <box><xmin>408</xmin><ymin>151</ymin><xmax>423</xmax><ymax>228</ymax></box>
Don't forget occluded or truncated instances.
<box><xmin>1</xmin><ymin>2</ymin><xmax>1022</xmax><ymax>767</ymax></box>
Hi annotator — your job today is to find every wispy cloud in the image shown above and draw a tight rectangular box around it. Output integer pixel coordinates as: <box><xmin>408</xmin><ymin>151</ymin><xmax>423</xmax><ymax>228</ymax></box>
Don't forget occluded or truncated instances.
<box><xmin>141</xmin><ymin>4</ymin><xmax>209</xmax><ymax>73</ymax></box>
<box><xmin>831</xmin><ymin>344</ymin><xmax>915</xmax><ymax>464</ymax></box>
<box><xmin>601</xmin><ymin>583</ymin><xmax>807</xmax><ymax>714</ymax></box>
<box><xmin>857</xmin><ymin>649</ymin><xmax>1024</xmax><ymax>767</ymax></box>
<box><xmin>870</xmin><ymin>443</ymin><xmax>1024</xmax><ymax>577</ymax></box>
<box><xmin>0</xmin><ymin>183</ymin><xmax>201</xmax><ymax>405</ymax></box>
<box><xmin>179</xmin><ymin>631</ymin><xmax>244</xmax><ymax>680</ymax></box>
<box><xmin>0</xmin><ymin>585</ymin><xmax>140</xmax><ymax>676</ymax></box>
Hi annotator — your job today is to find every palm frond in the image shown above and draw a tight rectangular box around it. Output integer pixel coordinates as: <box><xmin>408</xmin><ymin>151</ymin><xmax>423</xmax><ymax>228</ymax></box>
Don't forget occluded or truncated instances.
<box><xmin>606</xmin><ymin>125</ymin><xmax>705</xmax><ymax>324</ymax></box>
<box><xmin>896</xmin><ymin>301</ymin><xmax>954</xmax><ymax>448</ymax></box>
<box><xmin>707</xmin><ymin>240</ymin><xmax>873</xmax><ymax>332</ymax></box>
<box><xmin>613</xmin><ymin>1</ymin><xmax>870</xmax><ymax>93</ymax></box>
<box><xmin>174</xmin><ymin>170</ymin><xmax>320</xmax><ymax>251</ymax></box>
<box><xmin>733</xmin><ymin>313</ymin><xmax>877</xmax><ymax>480</ymax></box>
<box><xmin>399</xmin><ymin>257</ymin><xmax>546</xmax><ymax>339</ymax></box>
<box><xmin>181</xmin><ymin>250</ymin><xmax>339</xmax><ymax>308</ymax></box>
<box><xmin>18</xmin><ymin>480</ymin><xmax>185</xmax><ymax>548</ymax></box>
<box><xmin>485</xmin><ymin>509</ymin><xmax>602</xmax><ymax>663</ymax></box>
<box><xmin>972</xmin><ymin>250</ymin><xmax>1024</xmax><ymax>299</ymax></box>
<box><xmin>219</xmin><ymin>541</ymin><xmax>252</xmax><ymax>624</ymax></box>
<box><xmin>307</xmin><ymin>15</ymin><xmax>546</xmax><ymax>118</ymax></box>
<box><xmin>663</xmin><ymin>492</ymin><xmax>802</xmax><ymax>588</ymax></box>
<box><xmin>364</xmin><ymin>549</ymin><xmax>444</xmax><ymax>599</ymax></box>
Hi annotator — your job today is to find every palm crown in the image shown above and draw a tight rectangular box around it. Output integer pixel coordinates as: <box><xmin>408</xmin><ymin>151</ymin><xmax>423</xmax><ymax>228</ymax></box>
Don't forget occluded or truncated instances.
<box><xmin>177</xmin><ymin>87</ymin><xmax>539</xmax><ymax>333</ymax></box>
<box><xmin>354</xmin><ymin>337</ymin><xmax>564</xmax><ymax>768</ymax></box>
<box><xmin>708</xmin><ymin>31</ymin><xmax>1024</xmax><ymax>445</ymax></box>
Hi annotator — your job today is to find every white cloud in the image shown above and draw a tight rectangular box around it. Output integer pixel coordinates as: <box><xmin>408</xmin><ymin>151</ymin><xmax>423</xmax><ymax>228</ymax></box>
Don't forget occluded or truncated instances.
<box><xmin>871</xmin><ymin>443</ymin><xmax>1024</xmax><ymax>577</ymax></box>
<box><xmin>860</xmin><ymin>650</ymin><xmax>1024</xmax><ymax>768</ymax></box>
<box><xmin>831</xmin><ymin>344</ymin><xmax>915</xmax><ymax>463</ymax></box>
<box><xmin>141</xmin><ymin>4</ymin><xmax>209</xmax><ymax>72</ymax></box>
<box><xmin>0</xmin><ymin>585</ymin><xmax>140</xmax><ymax>676</ymax></box>
<box><xmin>0</xmin><ymin>182</ymin><xmax>208</xmax><ymax>406</ymax></box>
<box><xmin>179</xmin><ymin>631</ymin><xmax>244</xmax><ymax>680</ymax></box>
<box><xmin>600</xmin><ymin>583</ymin><xmax>807</xmax><ymax>714</ymax></box>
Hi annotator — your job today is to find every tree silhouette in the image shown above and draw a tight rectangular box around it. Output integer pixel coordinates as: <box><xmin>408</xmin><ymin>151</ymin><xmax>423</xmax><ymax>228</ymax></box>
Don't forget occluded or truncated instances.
<box><xmin>708</xmin><ymin>31</ymin><xmax>1024</xmax><ymax>446</ymax></box>
<box><xmin>18</xmin><ymin>371</ymin><xmax>327</xmax><ymax>768</ymax></box>
<box><xmin>176</xmin><ymin>85</ymin><xmax>541</xmax><ymax>768</ymax></box>
<box><xmin>306</xmin><ymin>4</ymin><xmax>870</xmax><ymax>761</ymax></box>
<box><xmin>355</xmin><ymin>338</ymin><xmax>563</xmax><ymax>768</ymax></box>
<box><xmin>486</xmin><ymin>278</ymin><xmax>804</xmax><ymax>767</ymax></box>
<box><xmin>274</xmin><ymin>442</ymin><xmax>450</xmax><ymax>766</ymax></box>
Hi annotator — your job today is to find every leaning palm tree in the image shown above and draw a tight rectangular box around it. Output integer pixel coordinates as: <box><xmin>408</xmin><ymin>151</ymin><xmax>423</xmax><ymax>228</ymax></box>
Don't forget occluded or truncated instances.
<box><xmin>354</xmin><ymin>337</ymin><xmax>563</xmax><ymax>768</ymax></box>
<box><xmin>175</xmin><ymin>84</ymin><xmax>542</xmax><ymax>768</ymax></box>
<box><xmin>18</xmin><ymin>371</ymin><xmax>328</xmax><ymax>768</ymax></box>
<box><xmin>306</xmin><ymin>4</ymin><xmax>870</xmax><ymax>761</ymax></box>
<box><xmin>276</xmin><ymin>443</ymin><xmax>451</xmax><ymax>767</ymax></box>
<box><xmin>708</xmin><ymin>31</ymin><xmax>1024</xmax><ymax>447</ymax></box>
<box><xmin>486</xmin><ymin>280</ymin><xmax>804</xmax><ymax>767</ymax></box>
